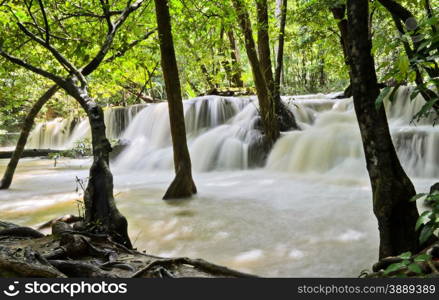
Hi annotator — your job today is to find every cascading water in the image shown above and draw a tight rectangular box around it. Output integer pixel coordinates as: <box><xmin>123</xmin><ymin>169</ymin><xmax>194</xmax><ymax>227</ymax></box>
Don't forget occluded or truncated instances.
<box><xmin>113</xmin><ymin>86</ymin><xmax>438</xmax><ymax>179</ymax></box>
<box><xmin>27</xmin><ymin>87</ymin><xmax>438</xmax><ymax>179</ymax></box>
<box><xmin>26</xmin><ymin>104</ymin><xmax>147</xmax><ymax>149</ymax></box>
<box><xmin>267</xmin><ymin>87</ymin><xmax>439</xmax><ymax>179</ymax></box>
<box><xmin>114</xmin><ymin>96</ymin><xmax>262</xmax><ymax>171</ymax></box>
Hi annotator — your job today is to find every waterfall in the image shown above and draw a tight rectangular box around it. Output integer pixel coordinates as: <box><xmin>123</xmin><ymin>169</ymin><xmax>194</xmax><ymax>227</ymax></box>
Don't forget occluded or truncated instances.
<box><xmin>26</xmin><ymin>87</ymin><xmax>438</xmax><ymax>178</ymax></box>
<box><xmin>113</xmin><ymin>96</ymin><xmax>261</xmax><ymax>171</ymax></box>
<box><xmin>267</xmin><ymin>87</ymin><xmax>439</xmax><ymax>178</ymax></box>
<box><xmin>115</xmin><ymin>87</ymin><xmax>438</xmax><ymax>178</ymax></box>
<box><xmin>26</xmin><ymin>104</ymin><xmax>147</xmax><ymax>149</ymax></box>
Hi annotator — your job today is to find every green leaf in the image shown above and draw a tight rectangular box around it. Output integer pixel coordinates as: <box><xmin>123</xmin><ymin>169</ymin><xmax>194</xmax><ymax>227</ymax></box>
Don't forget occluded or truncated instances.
<box><xmin>375</xmin><ymin>87</ymin><xmax>392</xmax><ymax>110</ymax></box>
<box><xmin>411</xmin><ymin>193</ymin><xmax>427</xmax><ymax>202</ymax></box>
<box><xmin>416</xmin><ymin>211</ymin><xmax>432</xmax><ymax>231</ymax></box>
<box><xmin>419</xmin><ymin>224</ymin><xmax>435</xmax><ymax>245</ymax></box>
<box><xmin>426</xmin><ymin>192</ymin><xmax>439</xmax><ymax>203</ymax></box>
<box><xmin>407</xmin><ymin>263</ymin><xmax>423</xmax><ymax>274</ymax></box>
<box><xmin>398</xmin><ymin>55</ymin><xmax>410</xmax><ymax>75</ymax></box>
<box><xmin>414</xmin><ymin>254</ymin><xmax>431</xmax><ymax>263</ymax></box>
<box><xmin>384</xmin><ymin>262</ymin><xmax>406</xmax><ymax>275</ymax></box>
<box><xmin>398</xmin><ymin>251</ymin><xmax>412</xmax><ymax>260</ymax></box>
<box><xmin>410</xmin><ymin>90</ymin><xmax>421</xmax><ymax>101</ymax></box>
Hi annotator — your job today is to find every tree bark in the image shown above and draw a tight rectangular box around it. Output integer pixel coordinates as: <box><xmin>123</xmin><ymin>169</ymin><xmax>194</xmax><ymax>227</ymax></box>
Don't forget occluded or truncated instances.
<box><xmin>227</xmin><ymin>30</ymin><xmax>244</xmax><ymax>88</ymax></box>
<box><xmin>331</xmin><ymin>5</ymin><xmax>350</xmax><ymax>66</ymax></box>
<box><xmin>63</xmin><ymin>81</ymin><xmax>132</xmax><ymax>248</ymax></box>
<box><xmin>274</xmin><ymin>0</ymin><xmax>287</xmax><ymax>98</ymax></box>
<box><xmin>0</xmin><ymin>85</ymin><xmax>59</xmax><ymax>189</ymax></box>
<box><xmin>154</xmin><ymin>0</ymin><xmax>197</xmax><ymax>200</ymax></box>
<box><xmin>347</xmin><ymin>0</ymin><xmax>419</xmax><ymax>260</ymax></box>
<box><xmin>256</xmin><ymin>0</ymin><xmax>297</xmax><ymax>131</ymax></box>
<box><xmin>232</xmin><ymin>0</ymin><xmax>279</xmax><ymax>145</ymax></box>
<box><xmin>0</xmin><ymin>149</ymin><xmax>65</xmax><ymax>159</ymax></box>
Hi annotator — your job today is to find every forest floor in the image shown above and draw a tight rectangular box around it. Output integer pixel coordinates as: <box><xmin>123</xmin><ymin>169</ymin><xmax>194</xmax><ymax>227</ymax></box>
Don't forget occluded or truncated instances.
<box><xmin>0</xmin><ymin>219</ymin><xmax>256</xmax><ymax>278</ymax></box>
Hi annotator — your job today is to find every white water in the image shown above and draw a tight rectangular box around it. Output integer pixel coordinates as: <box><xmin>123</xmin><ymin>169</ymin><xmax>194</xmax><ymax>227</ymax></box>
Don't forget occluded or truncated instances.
<box><xmin>26</xmin><ymin>87</ymin><xmax>438</xmax><ymax>178</ymax></box>
<box><xmin>2</xmin><ymin>87</ymin><xmax>438</xmax><ymax>277</ymax></box>
<box><xmin>26</xmin><ymin>104</ymin><xmax>147</xmax><ymax>149</ymax></box>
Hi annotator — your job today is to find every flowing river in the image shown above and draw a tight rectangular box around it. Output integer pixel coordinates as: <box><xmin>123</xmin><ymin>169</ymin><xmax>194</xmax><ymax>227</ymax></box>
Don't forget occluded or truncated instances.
<box><xmin>0</xmin><ymin>87</ymin><xmax>437</xmax><ymax>277</ymax></box>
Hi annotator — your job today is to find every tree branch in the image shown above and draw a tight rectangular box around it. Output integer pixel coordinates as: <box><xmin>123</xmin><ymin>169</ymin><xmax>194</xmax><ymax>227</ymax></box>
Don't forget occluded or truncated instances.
<box><xmin>99</xmin><ymin>0</ymin><xmax>113</xmax><ymax>31</ymax></box>
<box><xmin>81</xmin><ymin>0</ymin><xmax>148</xmax><ymax>75</ymax></box>
<box><xmin>104</xmin><ymin>29</ymin><xmax>156</xmax><ymax>63</ymax></box>
<box><xmin>16</xmin><ymin>22</ymin><xmax>86</xmax><ymax>85</ymax></box>
<box><xmin>0</xmin><ymin>49</ymin><xmax>64</xmax><ymax>85</ymax></box>
<box><xmin>37</xmin><ymin>0</ymin><xmax>50</xmax><ymax>44</ymax></box>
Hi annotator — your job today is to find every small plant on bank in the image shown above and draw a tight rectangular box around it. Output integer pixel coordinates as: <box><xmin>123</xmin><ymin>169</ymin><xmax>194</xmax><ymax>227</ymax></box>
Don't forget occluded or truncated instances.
<box><xmin>383</xmin><ymin>252</ymin><xmax>432</xmax><ymax>277</ymax></box>
<box><xmin>72</xmin><ymin>138</ymin><xmax>92</xmax><ymax>157</ymax></box>
<box><xmin>48</xmin><ymin>152</ymin><xmax>60</xmax><ymax>167</ymax></box>
<box><xmin>412</xmin><ymin>190</ymin><xmax>439</xmax><ymax>245</ymax></box>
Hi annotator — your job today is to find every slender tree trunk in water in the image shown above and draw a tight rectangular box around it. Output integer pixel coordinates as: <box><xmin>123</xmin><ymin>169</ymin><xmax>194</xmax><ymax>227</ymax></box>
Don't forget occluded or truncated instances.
<box><xmin>63</xmin><ymin>81</ymin><xmax>132</xmax><ymax>248</ymax></box>
<box><xmin>347</xmin><ymin>0</ymin><xmax>419</xmax><ymax>260</ymax></box>
<box><xmin>331</xmin><ymin>5</ymin><xmax>350</xmax><ymax>66</ymax></box>
<box><xmin>154</xmin><ymin>0</ymin><xmax>197</xmax><ymax>199</ymax></box>
<box><xmin>274</xmin><ymin>0</ymin><xmax>287</xmax><ymax>99</ymax></box>
<box><xmin>232</xmin><ymin>0</ymin><xmax>279</xmax><ymax>145</ymax></box>
<box><xmin>219</xmin><ymin>26</ymin><xmax>235</xmax><ymax>88</ymax></box>
<box><xmin>0</xmin><ymin>85</ymin><xmax>60</xmax><ymax>190</ymax></box>
<box><xmin>227</xmin><ymin>30</ymin><xmax>244</xmax><ymax>88</ymax></box>
<box><xmin>331</xmin><ymin>4</ymin><xmax>353</xmax><ymax>97</ymax></box>
<box><xmin>256</xmin><ymin>0</ymin><xmax>297</xmax><ymax>131</ymax></box>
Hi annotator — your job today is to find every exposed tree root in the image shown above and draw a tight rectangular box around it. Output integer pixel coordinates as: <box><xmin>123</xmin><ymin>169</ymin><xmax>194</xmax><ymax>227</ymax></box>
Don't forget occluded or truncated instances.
<box><xmin>0</xmin><ymin>227</ymin><xmax>45</xmax><ymax>238</ymax></box>
<box><xmin>0</xmin><ymin>220</ymin><xmax>256</xmax><ymax>278</ymax></box>
<box><xmin>131</xmin><ymin>257</ymin><xmax>258</xmax><ymax>278</ymax></box>
<box><xmin>0</xmin><ymin>246</ymin><xmax>66</xmax><ymax>278</ymax></box>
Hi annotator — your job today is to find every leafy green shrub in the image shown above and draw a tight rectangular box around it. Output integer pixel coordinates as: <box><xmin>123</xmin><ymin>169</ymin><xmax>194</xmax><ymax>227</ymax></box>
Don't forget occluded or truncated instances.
<box><xmin>412</xmin><ymin>190</ymin><xmax>439</xmax><ymax>245</ymax></box>
<box><xmin>384</xmin><ymin>252</ymin><xmax>431</xmax><ymax>276</ymax></box>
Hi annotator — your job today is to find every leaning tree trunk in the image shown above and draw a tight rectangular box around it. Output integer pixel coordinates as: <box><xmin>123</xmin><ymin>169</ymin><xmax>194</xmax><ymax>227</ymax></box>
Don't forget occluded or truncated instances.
<box><xmin>64</xmin><ymin>81</ymin><xmax>132</xmax><ymax>248</ymax></box>
<box><xmin>256</xmin><ymin>0</ymin><xmax>297</xmax><ymax>131</ymax></box>
<box><xmin>154</xmin><ymin>0</ymin><xmax>197</xmax><ymax>200</ymax></box>
<box><xmin>232</xmin><ymin>0</ymin><xmax>279</xmax><ymax>145</ymax></box>
<box><xmin>347</xmin><ymin>0</ymin><xmax>419</xmax><ymax>260</ymax></box>
<box><xmin>0</xmin><ymin>85</ymin><xmax>60</xmax><ymax>190</ymax></box>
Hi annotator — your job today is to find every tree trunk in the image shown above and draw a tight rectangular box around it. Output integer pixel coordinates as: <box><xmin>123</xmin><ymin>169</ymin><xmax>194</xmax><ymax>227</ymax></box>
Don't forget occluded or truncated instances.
<box><xmin>232</xmin><ymin>0</ymin><xmax>279</xmax><ymax>145</ymax></box>
<box><xmin>0</xmin><ymin>85</ymin><xmax>59</xmax><ymax>190</ymax></box>
<box><xmin>154</xmin><ymin>0</ymin><xmax>197</xmax><ymax>200</ymax></box>
<box><xmin>331</xmin><ymin>5</ymin><xmax>350</xmax><ymax>66</ymax></box>
<box><xmin>274</xmin><ymin>0</ymin><xmax>287</xmax><ymax>98</ymax></box>
<box><xmin>347</xmin><ymin>0</ymin><xmax>419</xmax><ymax>260</ymax></box>
<box><xmin>219</xmin><ymin>26</ymin><xmax>235</xmax><ymax>88</ymax></box>
<box><xmin>256</xmin><ymin>0</ymin><xmax>298</xmax><ymax>131</ymax></box>
<box><xmin>60</xmin><ymin>81</ymin><xmax>132</xmax><ymax>248</ymax></box>
<box><xmin>227</xmin><ymin>30</ymin><xmax>244</xmax><ymax>88</ymax></box>
<box><xmin>331</xmin><ymin>4</ymin><xmax>353</xmax><ymax>98</ymax></box>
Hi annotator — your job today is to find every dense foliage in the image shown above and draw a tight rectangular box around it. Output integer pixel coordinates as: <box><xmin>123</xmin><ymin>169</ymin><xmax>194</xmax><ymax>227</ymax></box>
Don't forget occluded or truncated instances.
<box><xmin>0</xmin><ymin>0</ymin><xmax>437</xmax><ymax>131</ymax></box>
